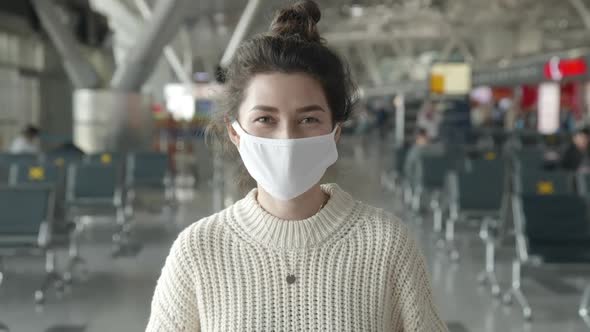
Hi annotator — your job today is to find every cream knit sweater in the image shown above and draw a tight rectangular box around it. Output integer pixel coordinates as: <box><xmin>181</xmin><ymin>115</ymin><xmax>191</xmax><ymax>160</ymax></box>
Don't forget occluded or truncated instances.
<box><xmin>146</xmin><ymin>184</ymin><xmax>447</xmax><ymax>331</ymax></box>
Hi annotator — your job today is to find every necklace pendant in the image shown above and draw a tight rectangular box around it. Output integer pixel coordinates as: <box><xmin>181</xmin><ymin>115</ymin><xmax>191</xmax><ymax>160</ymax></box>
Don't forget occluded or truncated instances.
<box><xmin>286</xmin><ymin>274</ymin><xmax>296</xmax><ymax>285</ymax></box>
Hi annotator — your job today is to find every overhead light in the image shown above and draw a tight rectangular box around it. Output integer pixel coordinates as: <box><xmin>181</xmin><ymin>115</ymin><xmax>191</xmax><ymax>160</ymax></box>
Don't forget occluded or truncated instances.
<box><xmin>350</xmin><ymin>4</ymin><xmax>364</xmax><ymax>18</ymax></box>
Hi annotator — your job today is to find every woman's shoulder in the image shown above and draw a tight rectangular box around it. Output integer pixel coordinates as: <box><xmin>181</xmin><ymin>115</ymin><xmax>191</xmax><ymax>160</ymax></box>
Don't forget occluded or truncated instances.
<box><xmin>352</xmin><ymin>202</ymin><xmax>426</xmax><ymax>271</ymax></box>
<box><xmin>171</xmin><ymin>208</ymin><xmax>234</xmax><ymax>252</ymax></box>
<box><xmin>185</xmin><ymin>204</ymin><xmax>234</xmax><ymax>231</ymax></box>
<box><xmin>353</xmin><ymin>201</ymin><xmax>415</xmax><ymax>244</ymax></box>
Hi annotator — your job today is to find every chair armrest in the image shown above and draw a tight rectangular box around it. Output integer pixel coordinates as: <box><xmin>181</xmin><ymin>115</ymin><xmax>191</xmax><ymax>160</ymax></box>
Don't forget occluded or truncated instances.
<box><xmin>114</xmin><ymin>187</ymin><xmax>124</xmax><ymax>206</ymax></box>
<box><xmin>516</xmin><ymin>233</ymin><xmax>530</xmax><ymax>263</ymax></box>
<box><xmin>444</xmin><ymin>172</ymin><xmax>459</xmax><ymax>211</ymax></box>
<box><xmin>511</xmin><ymin>194</ymin><xmax>530</xmax><ymax>263</ymax></box>
<box><xmin>37</xmin><ymin>221</ymin><xmax>51</xmax><ymax>248</ymax></box>
<box><xmin>479</xmin><ymin>218</ymin><xmax>494</xmax><ymax>242</ymax></box>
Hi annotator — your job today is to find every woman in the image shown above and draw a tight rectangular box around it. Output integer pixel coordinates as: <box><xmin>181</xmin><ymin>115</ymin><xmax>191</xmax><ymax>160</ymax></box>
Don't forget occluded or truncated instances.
<box><xmin>561</xmin><ymin>127</ymin><xmax>590</xmax><ymax>172</ymax></box>
<box><xmin>9</xmin><ymin>124</ymin><xmax>40</xmax><ymax>154</ymax></box>
<box><xmin>146</xmin><ymin>1</ymin><xmax>447</xmax><ymax>331</ymax></box>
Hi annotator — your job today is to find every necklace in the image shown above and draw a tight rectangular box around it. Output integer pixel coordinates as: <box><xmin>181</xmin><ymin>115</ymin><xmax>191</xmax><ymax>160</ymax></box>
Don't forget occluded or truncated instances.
<box><xmin>284</xmin><ymin>251</ymin><xmax>299</xmax><ymax>285</ymax></box>
<box><xmin>283</xmin><ymin>194</ymin><xmax>329</xmax><ymax>285</ymax></box>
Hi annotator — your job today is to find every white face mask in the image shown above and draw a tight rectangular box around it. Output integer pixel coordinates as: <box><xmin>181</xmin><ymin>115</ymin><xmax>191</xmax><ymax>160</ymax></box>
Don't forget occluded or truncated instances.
<box><xmin>232</xmin><ymin>121</ymin><xmax>339</xmax><ymax>201</ymax></box>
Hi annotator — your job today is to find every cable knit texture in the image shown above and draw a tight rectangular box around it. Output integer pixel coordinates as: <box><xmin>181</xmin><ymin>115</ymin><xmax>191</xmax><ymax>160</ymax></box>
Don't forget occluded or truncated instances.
<box><xmin>146</xmin><ymin>184</ymin><xmax>447</xmax><ymax>331</ymax></box>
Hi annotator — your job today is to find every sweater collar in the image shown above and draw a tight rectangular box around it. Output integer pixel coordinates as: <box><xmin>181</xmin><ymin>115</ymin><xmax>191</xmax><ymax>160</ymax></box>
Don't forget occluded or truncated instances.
<box><xmin>231</xmin><ymin>183</ymin><xmax>356</xmax><ymax>249</ymax></box>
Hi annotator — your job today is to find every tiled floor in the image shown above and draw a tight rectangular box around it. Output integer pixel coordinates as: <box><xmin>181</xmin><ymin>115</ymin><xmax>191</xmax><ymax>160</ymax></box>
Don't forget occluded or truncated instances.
<box><xmin>1</xmin><ymin>137</ymin><xmax>589</xmax><ymax>331</ymax></box>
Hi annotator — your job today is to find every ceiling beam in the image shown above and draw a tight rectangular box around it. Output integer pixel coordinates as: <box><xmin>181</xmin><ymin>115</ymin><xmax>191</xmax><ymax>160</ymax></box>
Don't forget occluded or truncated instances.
<box><xmin>568</xmin><ymin>0</ymin><xmax>590</xmax><ymax>30</ymax></box>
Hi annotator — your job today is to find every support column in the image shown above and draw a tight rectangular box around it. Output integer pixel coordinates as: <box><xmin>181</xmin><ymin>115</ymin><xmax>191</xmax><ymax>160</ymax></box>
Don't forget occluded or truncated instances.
<box><xmin>111</xmin><ymin>0</ymin><xmax>190</xmax><ymax>91</ymax></box>
<box><xmin>220</xmin><ymin>0</ymin><xmax>262</xmax><ymax>68</ymax></box>
<box><xmin>134</xmin><ymin>0</ymin><xmax>193</xmax><ymax>87</ymax></box>
<box><xmin>31</xmin><ymin>0</ymin><xmax>99</xmax><ymax>89</ymax></box>
<box><xmin>569</xmin><ymin>0</ymin><xmax>590</xmax><ymax>30</ymax></box>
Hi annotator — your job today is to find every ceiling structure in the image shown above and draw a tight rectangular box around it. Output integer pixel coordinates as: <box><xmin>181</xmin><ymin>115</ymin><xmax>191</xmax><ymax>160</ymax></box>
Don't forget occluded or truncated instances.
<box><xmin>90</xmin><ymin>0</ymin><xmax>590</xmax><ymax>89</ymax></box>
<box><xmin>185</xmin><ymin>0</ymin><xmax>590</xmax><ymax>86</ymax></box>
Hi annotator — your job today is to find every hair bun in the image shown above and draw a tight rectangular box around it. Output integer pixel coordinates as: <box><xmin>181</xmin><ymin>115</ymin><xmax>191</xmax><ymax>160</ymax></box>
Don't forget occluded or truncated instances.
<box><xmin>269</xmin><ymin>0</ymin><xmax>322</xmax><ymax>43</ymax></box>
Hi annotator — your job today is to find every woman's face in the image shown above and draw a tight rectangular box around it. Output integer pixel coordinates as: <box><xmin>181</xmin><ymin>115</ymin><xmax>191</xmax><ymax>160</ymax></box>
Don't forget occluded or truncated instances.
<box><xmin>229</xmin><ymin>72</ymin><xmax>339</xmax><ymax>143</ymax></box>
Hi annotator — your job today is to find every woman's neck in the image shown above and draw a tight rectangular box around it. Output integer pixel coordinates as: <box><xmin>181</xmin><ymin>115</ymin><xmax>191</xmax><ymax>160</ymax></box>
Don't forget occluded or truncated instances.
<box><xmin>256</xmin><ymin>184</ymin><xmax>328</xmax><ymax>220</ymax></box>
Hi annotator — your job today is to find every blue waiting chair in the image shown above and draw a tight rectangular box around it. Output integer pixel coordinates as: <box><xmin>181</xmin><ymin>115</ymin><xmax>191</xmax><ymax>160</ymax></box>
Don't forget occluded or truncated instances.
<box><xmin>64</xmin><ymin>162</ymin><xmax>127</xmax><ymax>282</ymax></box>
<box><xmin>0</xmin><ymin>185</ymin><xmax>62</xmax><ymax>304</ymax></box>
<box><xmin>0</xmin><ymin>153</ymin><xmax>39</xmax><ymax>166</ymax></box>
<box><xmin>412</xmin><ymin>154</ymin><xmax>460</xmax><ymax>212</ymax></box>
<box><xmin>444</xmin><ymin>158</ymin><xmax>506</xmax><ymax>268</ymax></box>
<box><xmin>44</xmin><ymin>152</ymin><xmax>83</xmax><ymax>169</ymax></box>
<box><xmin>124</xmin><ymin>152</ymin><xmax>175</xmax><ymax>217</ymax></box>
<box><xmin>514</xmin><ymin>169</ymin><xmax>575</xmax><ymax>196</ymax></box>
<box><xmin>501</xmin><ymin>170</ymin><xmax>582</xmax><ymax>321</ymax></box>
<box><xmin>0</xmin><ymin>154</ymin><xmax>41</xmax><ymax>186</ymax></box>
<box><xmin>504</xmin><ymin>194</ymin><xmax>590</xmax><ymax>321</ymax></box>
<box><xmin>8</xmin><ymin>163</ymin><xmax>68</xmax><ymax>227</ymax></box>
<box><xmin>8</xmin><ymin>163</ymin><xmax>62</xmax><ymax>187</ymax></box>
<box><xmin>84</xmin><ymin>152</ymin><xmax>122</xmax><ymax>167</ymax></box>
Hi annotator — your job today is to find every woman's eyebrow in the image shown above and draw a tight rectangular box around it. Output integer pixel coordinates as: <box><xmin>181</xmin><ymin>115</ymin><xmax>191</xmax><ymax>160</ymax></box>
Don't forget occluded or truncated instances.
<box><xmin>249</xmin><ymin>105</ymin><xmax>279</xmax><ymax>112</ymax></box>
<box><xmin>296</xmin><ymin>105</ymin><xmax>326</xmax><ymax>113</ymax></box>
<box><xmin>249</xmin><ymin>105</ymin><xmax>326</xmax><ymax>113</ymax></box>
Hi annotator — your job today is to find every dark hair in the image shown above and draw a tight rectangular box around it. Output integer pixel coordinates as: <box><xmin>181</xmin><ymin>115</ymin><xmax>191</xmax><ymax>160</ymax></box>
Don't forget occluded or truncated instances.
<box><xmin>207</xmin><ymin>0</ymin><xmax>357</xmax><ymax>189</ymax></box>
<box><xmin>416</xmin><ymin>128</ymin><xmax>429</xmax><ymax>137</ymax></box>
<box><xmin>23</xmin><ymin>124</ymin><xmax>40</xmax><ymax>139</ymax></box>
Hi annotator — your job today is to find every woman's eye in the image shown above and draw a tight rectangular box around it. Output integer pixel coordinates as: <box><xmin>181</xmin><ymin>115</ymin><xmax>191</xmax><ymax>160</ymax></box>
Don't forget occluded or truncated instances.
<box><xmin>255</xmin><ymin>116</ymin><xmax>273</xmax><ymax>124</ymax></box>
<box><xmin>301</xmin><ymin>117</ymin><xmax>319</xmax><ymax>124</ymax></box>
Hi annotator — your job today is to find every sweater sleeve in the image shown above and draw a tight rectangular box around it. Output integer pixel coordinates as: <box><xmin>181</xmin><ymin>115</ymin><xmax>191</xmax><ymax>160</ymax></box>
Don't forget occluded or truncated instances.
<box><xmin>394</xmin><ymin>226</ymin><xmax>448</xmax><ymax>332</ymax></box>
<box><xmin>146</xmin><ymin>230</ymin><xmax>200</xmax><ymax>331</ymax></box>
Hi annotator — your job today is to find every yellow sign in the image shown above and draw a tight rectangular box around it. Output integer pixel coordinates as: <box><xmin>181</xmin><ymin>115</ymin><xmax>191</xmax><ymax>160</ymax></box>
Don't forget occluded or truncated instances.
<box><xmin>430</xmin><ymin>63</ymin><xmax>472</xmax><ymax>95</ymax></box>
<box><xmin>537</xmin><ymin>181</ymin><xmax>555</xmax><ymax>195</ymax></box>
<box><xmin>484</xmin><ymin>152</ymin><xmax>497</xmax><ymax>160</ymax></box>
<box><xmin>430</xmin><ymin>74</ymin><xmax>445</xmax><ymax>94</ymax></box>
<box><xmin>101</xmin><ymin>153</ymin><xmax>112</xmax><ymax>164</ymax></box>
<box><xmin>54</xmin><ymin>158</ymin><xmax>65</xmax><ymax>167</ymax></box>
<box><xmin>28</xmin><ymin>167</ymin><xmax>45</xmax><ymax>181</ymax></box>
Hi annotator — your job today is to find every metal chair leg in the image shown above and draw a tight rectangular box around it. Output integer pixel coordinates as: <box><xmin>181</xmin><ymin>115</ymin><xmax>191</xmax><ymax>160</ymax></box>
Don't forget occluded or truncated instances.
<box><xmin>411</xmin><ymin>189</ymin><xmax>422</xmax><ymax>212</ymax></box>
<box><xmin>403</xmin><ymin>185</ymin><xmax>412</xmax><ymax>206</ymax></box>
<box><xmin>0</xmin><ymin>256</ymin><xmax>4</xmax><ymax>287</ymax></box>
<box><xmin>34</xmin><ymin>249</ymin><xmax>64</xmax><ymax>305</ymax></box>
<box><xmin>113</xmin><ymin>206</ymin><xmax>131</xmax><ymax>247</ymax></box>
<box><xmin>124</xmin><ymin>189</ymin><xmax>135</xmax><ymax>219</ymax></box>
<box><xmin>433</xmin><ymin>207</ymin><xmax>443</xmax><ymax>234</ymax></box>
<box><xmin>68</xmin><ymin>219</ymin><xmax>84</xmax><ymax>259</ymax></box>
<box><xmin>477</xmin><ymin>237</ymin><xmax>501</xmax><ymax>296</ymax></box>
<box><xmin>380</xmin><ymin>171</ymin><xmax>395</xmax><ymax>192</ymax></box>
<box><xmin>579</xmin><ymin>283</ymin><xmax>590</xmax><ymax>328</ymax></box>
<box><xmin>164</xmin><ymin>175</ymin><xmax>177</xmax><ymax>206</ymax></box>
<box><xmin>64</xmin><ymin>220</ymin><xmax>87</xmax><ymax>284</ymax></box>
<box><xmin>444</xmin><ymin>216</ymin><xmax>459</xmax><ymax>261</ymax></box>
<box><xmin>503</xmin><ymin>259</ymin><xmax>532</xmax><ymax>320</ymax></box>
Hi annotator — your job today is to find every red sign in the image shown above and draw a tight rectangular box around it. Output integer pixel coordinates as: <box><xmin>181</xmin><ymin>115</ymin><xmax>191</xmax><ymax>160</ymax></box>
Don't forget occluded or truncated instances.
<box><xmin>544</xmin><ymin>57</ymin><xmax>587</xmax><ymax>80</ymax></box>
<box><xmin>520</xmin><ymin>85</ymin><xmax>538</xmax><ymax>110</ymax></box>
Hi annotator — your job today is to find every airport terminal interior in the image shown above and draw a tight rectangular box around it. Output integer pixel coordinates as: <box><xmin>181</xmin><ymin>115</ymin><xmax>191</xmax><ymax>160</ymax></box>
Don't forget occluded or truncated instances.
<box><xmin>4</xmin><ymin>0</ymin><xmax>590</xmax><ymax>331</ymax></box>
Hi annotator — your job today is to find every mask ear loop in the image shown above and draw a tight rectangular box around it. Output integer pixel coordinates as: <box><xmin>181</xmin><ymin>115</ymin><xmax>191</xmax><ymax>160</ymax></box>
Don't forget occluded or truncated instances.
<box><xmin>332</xmin><ymin>123</ymin><xmax>341</xmax><ymax>136</ymax></box>
<box><xmin>231</xmin><ymin>121</ymin><xmax>247</xmax><ymax>137</ymax></box>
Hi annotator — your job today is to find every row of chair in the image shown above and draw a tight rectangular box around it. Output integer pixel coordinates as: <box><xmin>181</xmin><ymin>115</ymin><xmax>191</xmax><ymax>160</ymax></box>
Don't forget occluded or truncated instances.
<box><xmin>386</xmin><ymin>144</ymin><xmax>590</xmax><ymax>324</ymax></box>
<box><xmin>465</xmin><ymin>128</ymin><xmax>573</xmax><ymax>149</ymax></box>
<box><xmin>0</xmin><ymin>151</ymin><xmax>174</xmax><ymax>304</ymax></box>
